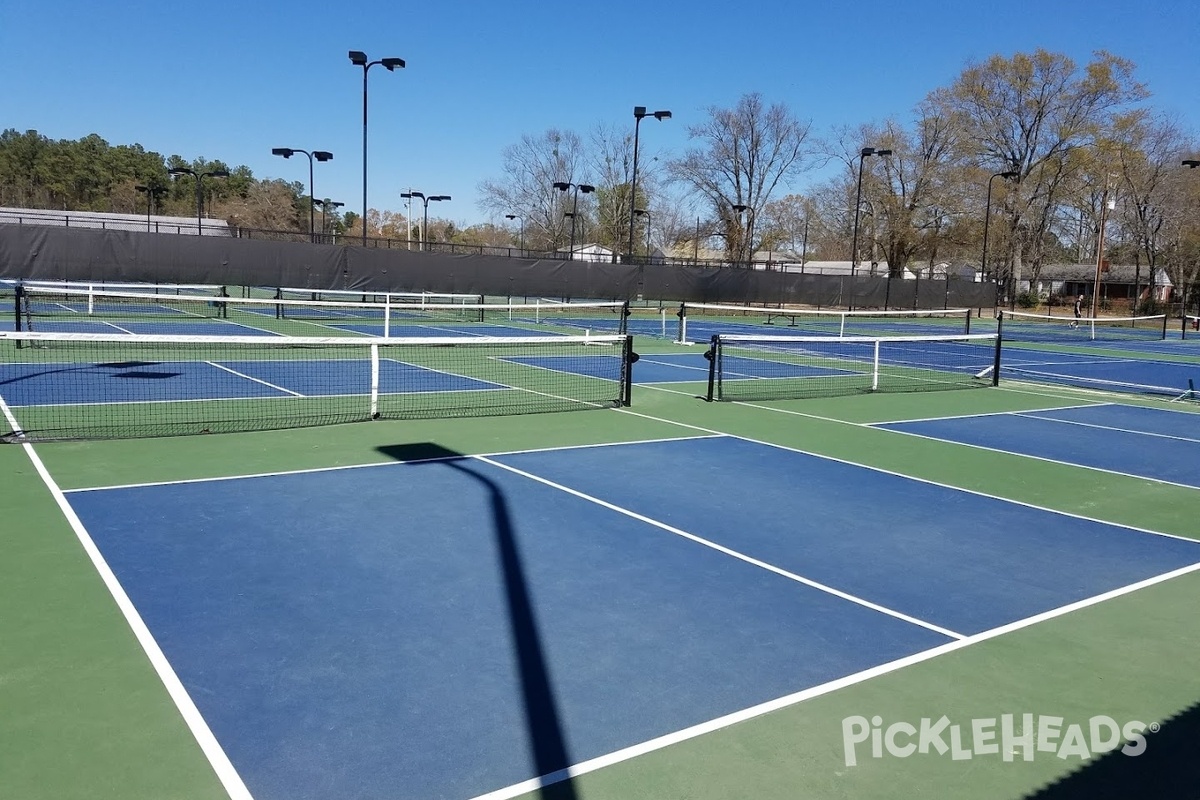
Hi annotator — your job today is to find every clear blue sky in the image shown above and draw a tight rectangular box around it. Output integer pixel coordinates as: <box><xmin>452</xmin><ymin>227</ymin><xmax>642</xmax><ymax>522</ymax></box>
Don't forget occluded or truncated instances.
<box><xmin>4</xmin><ymin>0</ymin><xmax>1196</xmax><ymax>227</ymax></box>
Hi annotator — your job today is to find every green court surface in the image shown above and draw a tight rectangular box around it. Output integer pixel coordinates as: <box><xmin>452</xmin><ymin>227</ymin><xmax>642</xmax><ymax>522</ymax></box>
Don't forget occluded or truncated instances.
<box><xmin>3</xmin><ymin>335</ymin><xmax>1200</xmax><ymax>800</ymax></box>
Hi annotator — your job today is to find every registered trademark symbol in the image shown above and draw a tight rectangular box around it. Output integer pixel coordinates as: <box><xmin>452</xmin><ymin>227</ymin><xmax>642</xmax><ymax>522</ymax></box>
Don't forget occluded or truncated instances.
<box><xmin>1149</xmin><ymin>722</ymin><xmax>1160</xmax><ymax>733</ymax></box>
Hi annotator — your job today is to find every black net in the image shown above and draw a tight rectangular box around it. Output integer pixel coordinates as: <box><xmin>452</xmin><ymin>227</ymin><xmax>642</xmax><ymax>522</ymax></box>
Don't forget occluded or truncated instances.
<box><xmin>679</xmin><ymin>303</ymin><xmax>971</xmax><ymax>344</ymax></box>
<box><xmin>15</xmin><ymin>285</ymin><xmax>628</xmax><ymax>338</ymax></box>
<box><xmin>1001</xmin><ymin>311</ymin><xmax>1167</xmax><ymax>343</ymax></box>
<box><xmin>0</xmin><ymin>331</ymin><xmax>631</xmax><ymax>441</ymax></box>
<box><xmin>707</xmin><ymin>333</ymin><xmax>1000</xmax><ymax>402</ymax></box>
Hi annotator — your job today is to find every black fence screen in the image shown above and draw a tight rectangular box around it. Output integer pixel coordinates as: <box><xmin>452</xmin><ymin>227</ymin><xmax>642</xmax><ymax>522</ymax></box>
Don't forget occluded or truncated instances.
<box><xmin>0</xmin><ymin>225</ymin><xmax>996</xmax><ymax>310</ymax></box>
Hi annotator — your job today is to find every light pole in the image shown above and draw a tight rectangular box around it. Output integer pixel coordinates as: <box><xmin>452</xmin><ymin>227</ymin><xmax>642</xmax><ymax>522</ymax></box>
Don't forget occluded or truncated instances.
<box><xmin>168</xmin><ymin>166</ymin><xmax>229</xmax><ymax>235</ymax></box>
<box><xmin>982</xmin><ymin>170</ymin><xmax>1019</xmax><ymax>286</ymax></box>
<box><xmin>850</xmin><ymin>147</ymin><xmax>891</xmax><ymax>275</ymax></box>
<box><xmin>134</xmin><ymin>184</ymin><xmax>165</xmax><ymax>232</ymax></box>
<box><xmin>552</xmin><ymin>181</ymin><xmax>595</xmax><ymax>260</ymax></box>
<box><xmin>400</xmin><ymin>191</ymin><xmax>450</xmax><ymax>251</ymax></box>
<box><xmin>313</xmin><ymin>199</ymin><xmax>344</xmax><ymax>242</ymax></box>
<box><xmin>628</xmin><ymin>106</ymin><xmax>671</xmax><ymax>262</ymax></box>
<box><xmin>272</xmin><ymin>147</ymin><xmax>333</xmax><ymax>241</ymax></box>
<box><xmin>504</xmin><ymin>213</ymin><xmax>525</xmax><ymax>252</ymax></box>
<box><xmin>634</xmin><ymin>208</ymin><xmax>652</xmax><ymax>257</ymax></box>
<box><xmin>349</xmin><ymin>50</ymin><xmax>405</xmax><ymax>247</ymax></box>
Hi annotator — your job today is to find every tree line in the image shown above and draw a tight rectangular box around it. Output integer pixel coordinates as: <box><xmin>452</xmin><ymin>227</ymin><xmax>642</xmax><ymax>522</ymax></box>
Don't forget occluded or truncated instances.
<box><xmin>477</xmin><ymin>49</ymin><xmax>1200</xmax><ymax>304</ymax></box>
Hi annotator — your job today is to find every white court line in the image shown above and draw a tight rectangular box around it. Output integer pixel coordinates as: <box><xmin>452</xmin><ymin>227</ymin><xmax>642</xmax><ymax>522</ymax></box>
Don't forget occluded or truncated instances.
<box><xmin>473</xmin><ymin>454</ymin><xmax>965</xmax><ymax>641</ymax></box>
<box><xmin>869</xmin><ymin>401</ymin><xmax>1106</xmax><ymax>427</ymax></box>
<box><xmin>0</xmin><ymin>393</ymin><xmax>254</xmax><ymax>800</ymax></box>
<box><xmin>1012</xmin><ymin>410</ymin><xmax>1200</xmax><ymax>444</ymax></box>
<box><xmin>873</xmin><ymin>424</ymin><xmax>1200</xmax><ymax>494</ymax></box>
<box><xmin>204</xmin><ymin>362</ymin><xmax>304</xmax><ymax>397</ymax></box>
<box><xmin>614</xmin><ymin>400</ymin><xmax>1200</xmax><ymax>544</ymax></box>
<box><xmin>65</xmin><ymin>434</ymin><xmax>724</xmax><ymax>493</ymax></box>
<box><xmin>470</xmin><ymin>559</ymin><xmax>1200</xmax><ymax>800</ymax></box>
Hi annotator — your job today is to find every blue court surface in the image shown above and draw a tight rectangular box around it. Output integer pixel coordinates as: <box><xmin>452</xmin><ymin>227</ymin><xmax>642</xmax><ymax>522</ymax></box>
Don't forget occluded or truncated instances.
<box><xmin>874</xmin><ymin>403</ymin><xmax>1200</xmax><ymax>489</ymax></box>
<box><xmin>331</xmin><ymin>322</ymin><xmax>573</xmax><ymax>338</ymax></box>
<box><xmin>1002</xmin><ymin>347</ymin><xmax>1200</xmax><ymax>396</ymax></box>
<box><xmin>0</xmin><ymin>358</ymin><xmax>502</xmax><ymax>406</ymax></box>
<box><xmin>25</xmin><ymin>320</ymin><xmax>282</xmax><ymax>336</ymax></box>
<box><xmin>502</xmin><ymin>351</ymin><xmax>712</xmax><ymax>384</ymax></box>
<box><xmin>63</xmin><ymin>435</ymin><xmax>1200</xmax><ymax>800</ymax></box>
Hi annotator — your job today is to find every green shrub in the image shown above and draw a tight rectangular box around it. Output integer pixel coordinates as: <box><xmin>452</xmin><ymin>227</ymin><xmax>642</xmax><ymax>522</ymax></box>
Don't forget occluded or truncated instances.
<box><xmin>1016</xmin><ymin>291</ymin><xmax>1038</xmax><ymax>308</ymax></box>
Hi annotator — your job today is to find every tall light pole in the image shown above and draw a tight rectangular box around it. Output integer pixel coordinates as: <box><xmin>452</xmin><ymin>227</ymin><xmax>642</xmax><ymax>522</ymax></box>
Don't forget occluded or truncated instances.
<box><xmin>168</xmin><ymin>166</ymin><xmax>229</xmax><ymax>235</ymax></box>
<box><xmin>627</xmin><ymin>106</ymin><xmax>671</xmax><ymax>262</ymax></box>
<box><xmin>349</xmin><ymin>50</ymin><xmax>405</xmax><ymax>248</ymax></box>
<box><xmin>505</xmin><ymin>213</ymin><xmax>525</xmax><ymax>252</ymax></box>
<box><xmin>1092</xmin><ymin>180</ymin><xmax>1116</xmax><ymax>318</ymax></box>
<box><xmin>134</xmin><ymin>184</ymin><xmax>165</xmax><ymax>232</ymax></box>
<box><xmin>400</xmin><ymin>191</ymin><xmax>450</xmax><ymax>251</ymax></box>
<box><xmin>272</xmin><ymin>147</ymin><xmax>333</xmax><ymax>241</ymax></box>
<box><xmin>982</xmin><ymin>170</ymin><xmax>1019</xmax><ymax>285</ymax></box>
<box><xmin>634</xmin><ymin>208</ymin><xmax>652</xmax><ymax>257</ymax></box>
<box><xmin>552</xmin><ymin>181</ymin><xmax>595</xmax><ymax>260</ymax></box>
<box><xmin>851</xmin><ymin>147</ymin><xmax>891</xmax><ymax>275</ymax></box>
<box><xmin>313</xmin><ymin>199</ymin><xmax>344</xmax><ymax>242</ymax></box>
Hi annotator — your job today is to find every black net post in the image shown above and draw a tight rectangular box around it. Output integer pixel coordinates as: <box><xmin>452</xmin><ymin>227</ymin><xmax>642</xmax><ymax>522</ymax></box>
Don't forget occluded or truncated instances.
<box><xmin>993</xmin><ymin>313</ymin><xmax>1004</xmax><ymax>386</ymax></box>
<box><xmin>1160</xmin><ymin>313</ymin><xmax>1168</xmax><ymax>340</ymax></box>
<box><xmin>705</xmin><ymin>335</ymin><xmax>719</xmax><ymax>402</ymax></box>
<box><xmin>13</xmin><ymin>285</ymin><xmax>22</xmax><ymax>332</ymax></box>
<box><xmin>620</xmin><ymin>301</ymin><xmax>631</xmax><ymax>335</ymax></box>
<box><xmin>621</xmin><ymin>335</ymin><xmax>635</xmax><ymax>407</ymax></box>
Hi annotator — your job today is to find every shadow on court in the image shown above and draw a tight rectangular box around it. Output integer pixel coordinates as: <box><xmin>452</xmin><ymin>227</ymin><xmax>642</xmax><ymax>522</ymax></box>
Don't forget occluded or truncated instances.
<box><xmin>1023</xmin><ymin>698</ymin><xmax>1200</xmax><ymax>799</ymax></box>
<box><xmin>376</xmin><ymin>442</ymin><xmax>579</xmax><ymax>800</ymax></box>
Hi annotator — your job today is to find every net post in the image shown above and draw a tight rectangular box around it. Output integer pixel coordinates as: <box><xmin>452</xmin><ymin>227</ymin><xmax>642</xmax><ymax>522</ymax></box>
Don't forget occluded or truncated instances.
<box><xmin>14</xmin><ymin>285</ymin><xmax>23</xmax><ymax>332</ymax></box>
<box><xmin>87</xmin><ymin>285</ymin><xmax>95</xmax><ymax>315</ymax></box>
<box><xmin>872</xmin><ymin>340</ymin><xmax>880</xmax><ymax>391</ymax></box>
<box><xmin>274</xmin><ymin>287</ymin><xmax>283</xmax><ymax>320</ymax></box>
<box><xmin>621</xmin><ymin>334</ymin><xmax>634</xmax><ymax>407</ymax></box>
<box><xmin>384</xmin><ymin>295</ymin><xmax>391</xmax><ymax>338</ymax></box>
<box><xmin>678</xmin><ymin>303</ymin><xmax>689</xmax><ymax>344</ymax></box>
<box><xmin>993</xmin><ymin>314</ymin><xmax>1004</xmax><ymax>386</ymax></box>
<box><xmin>963</xmin><ymin>308</ymin><xmax>971</xmax><ymax>335</ymax></box>
<box><xmin>1161</xmin><ymin>312</ymin><xmax>1168</xmax><ymax>340</ymax></box>
<box><xmin>369</xmin><ymin>343</ymin><xmax>380</xmax><ymax>418</ymax></box>
<box><xmin>620</xmin><ymin>300</ymin><xmax>630</xmax><ymax>335</ymax></box>
<box><xmin>706</xmin><ymin>335</ymin><xmax>719</xmax><ymax>401</ymax></box>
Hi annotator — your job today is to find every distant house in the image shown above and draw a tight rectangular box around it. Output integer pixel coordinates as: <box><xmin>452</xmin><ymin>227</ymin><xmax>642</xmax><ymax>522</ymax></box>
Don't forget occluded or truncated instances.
<box><xmin>1029</xmin><ymin>263</ymin><xmax>1173</xmax><ymax>303</ymax></box>
<box><xmin>556</xmin><ymin>243</ymin><xmax>615</xmax><ymax>263</ymax></box>
<box><xmin>0</xmin><ymin>206</ymin><xmax>232</xmax><ymax>236</ymax></box>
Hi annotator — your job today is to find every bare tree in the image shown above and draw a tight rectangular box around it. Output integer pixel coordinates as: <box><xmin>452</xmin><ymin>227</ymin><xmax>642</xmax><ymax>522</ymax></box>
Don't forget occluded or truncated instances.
<box><xmin>478</xmin><ymin>129</ymin><xmax>586</xmax><ymax>251</ymax></box>
<box><xmin>667</xmin><ymin>93</ymin><xmax>812</xmax><ymax>263</ymax></box>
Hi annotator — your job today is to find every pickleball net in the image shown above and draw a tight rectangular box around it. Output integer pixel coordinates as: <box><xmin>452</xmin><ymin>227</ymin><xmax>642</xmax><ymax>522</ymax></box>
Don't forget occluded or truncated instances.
<box><xmin>677</xmin><ymin>303</ymin><xmax>972</xmax><ymax>343</ymax></box>
<box><xmin>705</xmin><ymin>332</ymin><xmax>1001</xmax><ymax>402</ymax></box>
<box><xmin>14</xmin><ymin>285</ymin><xmax>629</xmax><ymax>337</ymax></box>
<box><xmin>1001</xmin><ymin>310</ymin><xmax>1168</xmax><ymax>343</ymax></box>
<box><xmin>0</xmin><ymin>331</ymin><xmax>633</xmax><ymax>441</ymax></box>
